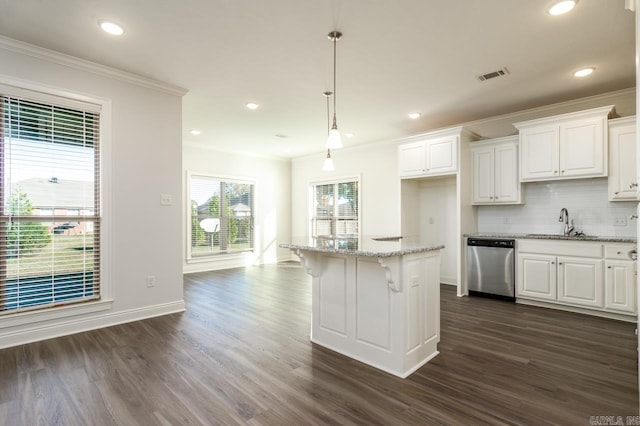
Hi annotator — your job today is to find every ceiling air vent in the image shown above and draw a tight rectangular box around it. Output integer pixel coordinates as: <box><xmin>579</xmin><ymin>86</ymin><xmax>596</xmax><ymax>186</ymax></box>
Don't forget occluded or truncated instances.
<box><xmin>476</xmin><ymin>67</ymin><xmax>510</xmax><ymax>82</ymax></box>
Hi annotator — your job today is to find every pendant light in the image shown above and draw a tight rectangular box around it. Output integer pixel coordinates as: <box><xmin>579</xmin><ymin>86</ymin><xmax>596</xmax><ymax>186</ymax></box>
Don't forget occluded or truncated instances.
<box><xmin>322</xmin><ymin>91</ymin><xmax>335</xmax><ymax>171</ymax></box>
<box><xmin>326</xmin><ymin>31</ymin><xmax>343</xmax><ymax>150</ymax></box>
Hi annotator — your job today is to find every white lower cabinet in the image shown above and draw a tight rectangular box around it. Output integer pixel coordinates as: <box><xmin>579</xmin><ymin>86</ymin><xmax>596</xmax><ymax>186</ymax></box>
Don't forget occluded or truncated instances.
<box><xmin>605</xmin><ymin>259</ymin><xmax>636</xmax><ymax>314</ymax></box>
<box><xmin>516</xmin><ymin>240</ymin><xmax>636</xmax><ymax>318</ymax></box>
<box><xmin>556</xmin><ymin>257</ymin><xmax>603</xmax><ymax>308</ymax></box>
<box><xmin>518</xmin><ymin>254</ymin><xmax>556</xmax><ymax>301</ymax></box>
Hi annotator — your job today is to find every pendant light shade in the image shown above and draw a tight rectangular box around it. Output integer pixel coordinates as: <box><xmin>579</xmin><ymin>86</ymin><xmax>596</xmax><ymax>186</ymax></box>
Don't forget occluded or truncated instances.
<box><xmin>326</xmin><ymin>127</ymin><xmax>342</xmax><ymax>150</ymax></box>
<box><xmin>326</xmin><ymin>31</ymin><xmax>343</xmax><ymax>150</ymax></box>
<box><xmin>322</xmin><ymin>149</ymin><xmax>335</xmax><ymax>171</ymax></box>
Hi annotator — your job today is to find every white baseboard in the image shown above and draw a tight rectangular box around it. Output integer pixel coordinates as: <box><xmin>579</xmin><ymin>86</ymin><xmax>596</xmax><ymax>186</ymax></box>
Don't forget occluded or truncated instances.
<box><xmin>0</xmin><ymin>300</ymin><xmax>186</xmax><ymax>349</ymax></box>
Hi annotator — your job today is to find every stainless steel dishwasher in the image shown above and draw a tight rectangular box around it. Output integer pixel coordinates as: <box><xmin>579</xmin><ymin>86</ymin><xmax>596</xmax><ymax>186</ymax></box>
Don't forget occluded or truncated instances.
<box><xmin>466</xmin><ymin>238</ymin><xmax>515</xmax><ymax>300</ymax></box>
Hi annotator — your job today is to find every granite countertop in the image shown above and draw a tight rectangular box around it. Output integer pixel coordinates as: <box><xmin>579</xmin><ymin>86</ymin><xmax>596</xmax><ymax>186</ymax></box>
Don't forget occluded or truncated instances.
<box><xmin>279</xmin><ymin>236</ymin><xmax>444</xmax><ymax>258</ymax></box>
<box><xmin>465</xmin><ymin>233</ymin><xmax>636</xmax><ymax>244</ymax></box>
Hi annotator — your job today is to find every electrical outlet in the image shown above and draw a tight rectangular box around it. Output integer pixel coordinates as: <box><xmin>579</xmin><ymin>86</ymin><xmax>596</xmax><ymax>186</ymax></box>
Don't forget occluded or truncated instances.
<box><xmin>146</xmin><ymin>276</ymin><xmax>156</xmax><ymax>287</ymax></box>
<box><xmin>614</xmin><ymin>216</ymin><xmax>627</xmax><ymax>226</ymax></box>
<box><xmin>160</xmin><ymin>194</ymin><xmax>172</xmax><ymax>206</ymax></box>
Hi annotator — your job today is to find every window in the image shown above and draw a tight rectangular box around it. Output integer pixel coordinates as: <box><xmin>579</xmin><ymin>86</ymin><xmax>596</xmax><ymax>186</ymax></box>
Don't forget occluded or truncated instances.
<box><xmin>0</xmin><ymin>88</ymin><xmax>100</xmax><ymax>315</ymax></box>
<box><xmin>188</xmin><ymin>174</ymin><xmax>254</xmax><ymax>258</ymax></box>
<box><xmin>310</xmin><ymin>178</ymin><xmax>359</xmax><ymax>248</ymax></box>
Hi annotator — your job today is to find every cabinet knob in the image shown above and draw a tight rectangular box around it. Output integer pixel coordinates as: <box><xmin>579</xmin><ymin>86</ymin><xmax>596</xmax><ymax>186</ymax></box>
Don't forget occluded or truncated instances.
<box><xmin>489</xmin><ymin>196</ymin><xmax>493</xmax><ymax>199</ymax></box>
<box><xmin>551</xmin><ymin>261</ymin><xmax>555</xmax><ymax>264</ymax></box>
<box><xmin>495</xmin><ymin>196</ymin><xmax>499</xmax><ymax>199</ymax></box>
<box><xmin>561</xmin><ymin>170</ymin><xmax>565</xmax><ymax>174</ymax></box>
<box><xmin>617</xmin><ymin>251</ymin><xmax>622</xmax><ymax>255</ymax></box>
<box><xmin>615</xmin><ymin>192</ymin><xmax>619</xmax><ymax>195</ymax></box>
<box><xmin>608</xmin><ymin>266</ymin><xmax>612</xmax><ymax>269</ymax></box>
<box><xmin>554</xmin><ymin>171</ymin><xmax>558</xmax><ymax>174</ymax></box>
<box><xmin>558</xmin><ymin>262</ymin><xmax>563</xmax><ymax>265</ymax></box>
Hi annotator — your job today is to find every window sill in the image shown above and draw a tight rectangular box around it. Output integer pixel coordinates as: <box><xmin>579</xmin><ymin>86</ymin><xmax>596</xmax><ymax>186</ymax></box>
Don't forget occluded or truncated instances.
<box><xmin>0</xmin><ymin>298</ymin><xmax>114</xmax><ymax>329</ymax></box>
<box><xmin>187</xmin><ymin>250</ymin><xmax>254</xmax><ymax>264</ymax></box>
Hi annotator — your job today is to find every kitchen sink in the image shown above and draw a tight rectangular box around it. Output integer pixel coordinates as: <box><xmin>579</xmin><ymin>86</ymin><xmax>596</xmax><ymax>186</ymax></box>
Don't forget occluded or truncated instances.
<box><xmin>525</xmin><ymin>233</ymin><xmax>592</xmax><ymax>239</ymax></box>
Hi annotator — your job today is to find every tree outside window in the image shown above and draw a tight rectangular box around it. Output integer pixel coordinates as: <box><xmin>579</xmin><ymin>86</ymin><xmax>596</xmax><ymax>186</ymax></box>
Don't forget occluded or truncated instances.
<box><xmin>311</xmin><ymin>179</ymin><xmax>359</xmax><ymax>249</ymax></box>
<box><xmin>189</xmin><ymin>175</ymin><xmax>254</xmax><ymax>258</ymax></box>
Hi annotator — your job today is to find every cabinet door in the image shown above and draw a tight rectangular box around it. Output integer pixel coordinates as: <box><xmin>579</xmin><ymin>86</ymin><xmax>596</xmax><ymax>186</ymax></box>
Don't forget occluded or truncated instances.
<box><xmin>557</xmin><ymin>256</ymin><xmax>603</xmax><ymax>308</ymax></box>
<box><xmin>559</xmin><ymin>117</ymin><xmax>606</xmax><ymax>178</ymax></box>
<box><xmin>471</xmin><ymin>147</ymin><xmax>494</xmax><ymax>203</ymax></box>
<box><xmin>398</xmin><ymin>141</ymin><xmax>426</xmax><ymax>177</ymax></box>
<box><xmin>520</xmin><ymin>126</ymin><xmax>559</xmax><ymax>181</ymax></box>
<box><xmin>605</xmin><ymin>260</ymin><xmax>637</xmax><ymax>314</ymax></box>
<box><xmin>517</xmin><ymin>254</ymin><xmax>557</xmax><ymax>301</ymax></box>
<box><xmin>608</xmin><ymin>121</ymin><xmax>637</xmax><ymax>201</ymax></box>
<box><xmin>494</xmin><ymin>142</ymin><xmax>519</xmax><ymax>203</ymax></box>
<box><xmin>426</xmin><ymin>136</ymin><xmax>457</xmax><ymax>175</ymax></box>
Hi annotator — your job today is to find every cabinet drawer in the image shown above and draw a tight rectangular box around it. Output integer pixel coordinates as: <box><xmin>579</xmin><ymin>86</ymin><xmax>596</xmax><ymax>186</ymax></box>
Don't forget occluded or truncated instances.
<box><xmin>604</xmin><ymin>244</ymin><xmax>636</xmax><ymax>260</ymax></box>
<box><xmin>518</xmin><ymin>240</ymin><xmax>602</xmax><ymax>258</ymax></box>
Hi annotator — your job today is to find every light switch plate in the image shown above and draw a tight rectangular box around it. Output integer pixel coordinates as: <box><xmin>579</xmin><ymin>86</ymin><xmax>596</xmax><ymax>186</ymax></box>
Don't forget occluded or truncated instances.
<box><xmin>160</xmin><ymin>194</ymin><xmax>172</xmax><ymax>206</ymax></box>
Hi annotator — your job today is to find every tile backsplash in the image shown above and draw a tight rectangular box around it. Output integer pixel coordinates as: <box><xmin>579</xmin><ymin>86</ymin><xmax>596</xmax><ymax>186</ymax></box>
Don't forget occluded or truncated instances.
<box><xmin>477</xmin><ymin>178</ymin><xmax>637</xmax><ymax>237</ymax></box>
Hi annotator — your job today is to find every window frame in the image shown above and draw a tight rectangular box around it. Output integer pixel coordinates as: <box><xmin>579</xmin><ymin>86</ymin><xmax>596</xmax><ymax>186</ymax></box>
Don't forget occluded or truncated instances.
<box><xmin>308</xmin><ymin>175</ymin><xmax>361</xmax><ymax>246</ymax></box>
<box><xmin>0</xmin><ymin>77</ymin><xmax>112</xmax><ymax>326</ymax></box>
<box><xmin>186</xmin><ymin>171</ymin><xmax>256</xmax><ymax>262</ymax></box>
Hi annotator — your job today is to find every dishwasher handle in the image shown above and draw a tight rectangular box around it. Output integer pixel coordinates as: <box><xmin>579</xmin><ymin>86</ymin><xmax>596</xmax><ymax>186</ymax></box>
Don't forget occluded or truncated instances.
<box><xmin>467</xmin><ymin>238</ymin><xmax>515</xmax><ymax>249</ymax></box>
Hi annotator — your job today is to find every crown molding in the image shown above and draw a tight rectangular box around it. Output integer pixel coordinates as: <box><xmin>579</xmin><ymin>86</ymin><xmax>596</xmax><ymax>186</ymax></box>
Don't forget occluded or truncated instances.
<box><xmin>0</xmin><ymin>35</ymin><xmax>188</xmax><ymax>97</ymax></box>
<box><xmin>462</xmin><ymin>87</ymin><xmax>634</xmax><ymax>129</ymax></box>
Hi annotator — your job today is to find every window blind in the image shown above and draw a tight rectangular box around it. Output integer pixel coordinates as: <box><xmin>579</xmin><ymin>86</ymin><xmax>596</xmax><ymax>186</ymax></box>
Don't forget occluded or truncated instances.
<box><xmin>0</xmin><ymin>95</ymin><xmax>100</xmax><ymax>314</ymax></box>
<box><xmin>189</xmin><ymin>175</ymin><xmax>254</xmax><ymax>257</ymax></box>
<box><xmin>311</xmin><ymin>180</ymin><xmax>359</xmax><ymax>245</ymax></box>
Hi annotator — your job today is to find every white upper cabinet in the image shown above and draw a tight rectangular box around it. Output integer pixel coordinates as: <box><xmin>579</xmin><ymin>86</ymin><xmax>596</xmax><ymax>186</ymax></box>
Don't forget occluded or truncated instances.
<box><xmin>514</xmin><ymin>105</ymin><xmax>614</xmax><ymax>182</ymax></box>
<box><xmin>398</xmin><ymin>141</ymin><xmax>426</xmax><ymax>177</ymax></box>
<box><xmin>425</xmin><ymin>135</ymin><xmax>457</xmax><ymax>174</ymax></box>
<box><xmin>398</xmin><ymin>127</ymin><xmax>477</xmax><ymax>179</ymax></box>
<box><xmin>471</xmin><ymin>136</ymin><xmax>521</xmax><ymax>205</ymax></box>
<box><xmin>608</xmin><ymin>116</ymin><xmax>637</xmax><ymax>201</ymax></box>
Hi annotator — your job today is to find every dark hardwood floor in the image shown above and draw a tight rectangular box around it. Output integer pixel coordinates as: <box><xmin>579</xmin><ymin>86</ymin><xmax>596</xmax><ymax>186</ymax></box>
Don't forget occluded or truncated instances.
<box><xmin>0</xmin><ymin>262</ymin><xmax>637</xmax><ymax>425</ymax></box>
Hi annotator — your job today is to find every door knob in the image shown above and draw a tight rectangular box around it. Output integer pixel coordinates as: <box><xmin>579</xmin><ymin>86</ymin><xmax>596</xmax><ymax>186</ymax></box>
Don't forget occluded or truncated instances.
<box><xmin>629</xmin><ymin>249</ymin><xmax>637</xmax><ymax>261</ymax></box>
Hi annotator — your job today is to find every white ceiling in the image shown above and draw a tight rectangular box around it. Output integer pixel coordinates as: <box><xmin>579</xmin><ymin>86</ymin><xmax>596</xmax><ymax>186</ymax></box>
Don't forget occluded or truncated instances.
<box><xmin>0</xmin><ymin>0</ymin><xmax>635</xmax><ymax>159</ymax></box>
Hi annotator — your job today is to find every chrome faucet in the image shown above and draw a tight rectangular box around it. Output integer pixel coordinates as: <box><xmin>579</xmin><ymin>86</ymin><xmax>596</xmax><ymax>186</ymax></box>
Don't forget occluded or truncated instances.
<box><xmin>559</xmin><ymin>208</ymin><xmax>575</xmax><ymax>236</ymax></box>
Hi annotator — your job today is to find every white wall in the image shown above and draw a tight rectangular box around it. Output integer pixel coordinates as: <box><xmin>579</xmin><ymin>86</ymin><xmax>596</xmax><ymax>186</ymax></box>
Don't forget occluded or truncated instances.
<box><xmin>477</xmin><ymin>179</ymin><xmax>637</xmax><ymax>237</ymax></box>
<box><xmin>291</xmin><ymin>141</ymin><xmax>401</xmax><ymax>238</ymax></box>
<box><xmin>0</xmin><ymin>40</ymin><xmax>185</xmax><ymax>348</ymax></box>
<box><xmin>418</xmin><ymin>177</ymin><xmax>457</xmax><ymax>284</ymax></box>
<box><xmin>183</xmin><ymin>145</ymin><xmax>292</xmax><ymax>272</ymax></box>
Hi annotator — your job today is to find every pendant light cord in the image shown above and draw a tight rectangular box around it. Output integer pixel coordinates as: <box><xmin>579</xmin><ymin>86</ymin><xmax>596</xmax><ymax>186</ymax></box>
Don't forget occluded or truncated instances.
<box><xmin>332</xmin><ymin>35</ymin><xmax>337</xmax><ymax>120</ymax></box>
<box><xmin>327</xmin><ymin>92</ymin><xmax>331</xmax><ymax>135</ymax></box>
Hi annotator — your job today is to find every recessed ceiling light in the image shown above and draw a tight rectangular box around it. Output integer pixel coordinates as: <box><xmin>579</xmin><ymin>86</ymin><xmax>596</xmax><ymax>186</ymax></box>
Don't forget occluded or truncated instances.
<box><xmin>409</xmin><ymin>112</ymin><xmax>421</xmax><ymax>119</ymax></box>
<box><xmin>573</xmin><ymin>67</ymin><xmax>595</xmax><ymax>77</ymax></box>
<box><xmin>246</xmin><ymin>102</ymin><xmax>259</xmax><ymax>110</ymax></box>
<box><xmin>548</xmin><ymin>0</ymin><xmax>577</xmax><ymax>16</ymax></box>
<box><xmin>190</xmin><ymin>130</ymin><xmax>201</xmax><ymax>136</ymax></box>
<box><xmin>98</xmin><ymin>20</ymin><xmax>125</xmax><ymax>36</ymax></box>
<box><xmin>345</xmin><ymin>133</ymin><xmax>355</xmax><ymax>138</ymax></box>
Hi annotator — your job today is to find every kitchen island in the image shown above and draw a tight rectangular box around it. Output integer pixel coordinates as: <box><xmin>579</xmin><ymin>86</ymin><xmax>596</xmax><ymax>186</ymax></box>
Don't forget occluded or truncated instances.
<box><xmin>280</xmin><ymin>237</ymin><xmax>443</xmax><ymax>378</ymax></box>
